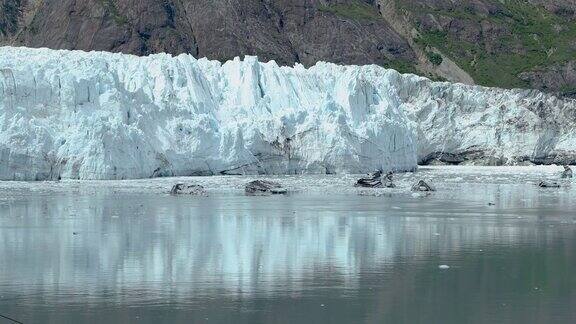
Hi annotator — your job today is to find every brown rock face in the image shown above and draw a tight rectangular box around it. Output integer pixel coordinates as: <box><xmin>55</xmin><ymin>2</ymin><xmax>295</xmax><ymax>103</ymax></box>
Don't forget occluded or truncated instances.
<box><xmin>520</xmin><ymin>61</ymin><xmax>576</xmax><ymax>95</ymax></box>
<box><xmin>3</xmin><ymin>0</ymin><xmax>198</xmax><ymax>56</ymax></box>
<box><xmin>1</xmin><ymin>0</ymin><xmax>575</xmax><ymax>96</ymax></box>
<box><xmin>1</xmin><ymin>0</ymin><xmax>415</xmax><ymax>68</ymax></box>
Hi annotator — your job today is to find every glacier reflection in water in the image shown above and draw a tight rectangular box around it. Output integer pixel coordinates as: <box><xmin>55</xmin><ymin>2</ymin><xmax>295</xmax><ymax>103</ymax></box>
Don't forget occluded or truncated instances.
<box><xmin>0</xmin><ymin>172</ymin><xmax>575</xmax><ymax>323</ymax></box>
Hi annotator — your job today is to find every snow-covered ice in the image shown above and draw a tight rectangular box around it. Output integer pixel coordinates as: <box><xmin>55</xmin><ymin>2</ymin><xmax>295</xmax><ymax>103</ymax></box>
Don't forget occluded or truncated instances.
<box><xmin>0</xmin><ymin>47</ymin><xmax>575</xmax><ymax>180</ymax></box>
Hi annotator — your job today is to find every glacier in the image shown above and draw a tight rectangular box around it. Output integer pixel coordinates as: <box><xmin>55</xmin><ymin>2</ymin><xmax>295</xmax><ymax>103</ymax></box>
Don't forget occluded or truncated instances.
<box><xmin>0</xmin><ymin>47</ymin><xmax>575</xmax><ymax>180</ymax></box>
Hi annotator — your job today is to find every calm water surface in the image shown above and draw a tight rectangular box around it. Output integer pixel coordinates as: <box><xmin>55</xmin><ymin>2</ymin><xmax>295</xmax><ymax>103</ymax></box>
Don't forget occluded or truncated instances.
<box><xmin>0</xmin><ymin>170</ymin><xmax>575</xmax><ymax>323</ymax></box>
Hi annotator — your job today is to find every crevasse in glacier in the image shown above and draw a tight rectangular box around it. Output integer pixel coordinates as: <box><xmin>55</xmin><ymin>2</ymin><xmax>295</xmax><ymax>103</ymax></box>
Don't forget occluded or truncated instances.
<box><xmin>0</xmin><ymin>47</ymin><xmax>575</xmax><ymax>180</ymax></box>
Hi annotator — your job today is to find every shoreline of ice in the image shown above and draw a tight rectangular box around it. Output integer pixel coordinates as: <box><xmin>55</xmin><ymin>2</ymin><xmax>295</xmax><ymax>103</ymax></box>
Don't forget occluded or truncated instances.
<box><xmin>0</xmin><ymin>166</ymin><xmax>572</xmax><ymax>196</ymax></box>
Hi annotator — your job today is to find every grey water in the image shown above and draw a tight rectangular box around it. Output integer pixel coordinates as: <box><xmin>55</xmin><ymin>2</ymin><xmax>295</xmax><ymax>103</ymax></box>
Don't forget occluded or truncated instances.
<box><xmin>0</xmin><ymin>173</ymin><xmax>575</xmax><ymax>323</ymax></box>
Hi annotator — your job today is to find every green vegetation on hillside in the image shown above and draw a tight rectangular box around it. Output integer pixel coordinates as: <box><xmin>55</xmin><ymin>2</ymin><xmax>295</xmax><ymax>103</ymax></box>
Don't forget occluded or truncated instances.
<box><xmin>426</xmin><ymin>51</ymin><xmax>443</xmax><ymax>66</ymax></box>
<box><xmin>385</xmin><ymin>59</ymin><xmax>418</xmax><ymax>74</ymax></box>
<box><xmin>97</xmin><ymin>0</ymin><xmax>128</xmax><ymax>25</ymax></box>
<box><xmin>407</xmin><ymin>0</ymin><xmax>576</xmax><ymax>90</ymax></box>
<box><xmin>318</xmin><ymin>1</ymin><xmax>380</xmax><ymax>21</ymax></box>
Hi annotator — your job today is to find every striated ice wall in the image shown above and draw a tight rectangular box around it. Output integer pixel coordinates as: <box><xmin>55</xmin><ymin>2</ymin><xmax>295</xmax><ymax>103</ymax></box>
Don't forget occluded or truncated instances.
<box><xmin>396</xmin><ymin>78</ymin><xmax>576</xmax><ymax>166</ymax></box>
<box><xmin>0</xmin><ymin>47</ymin><xmax>575</xmax><ymax>180</ymax></box>
<box><xmin>0</xmin><ymin>47</ymin><xmax>417</xmax><ymax>180</ymax></box>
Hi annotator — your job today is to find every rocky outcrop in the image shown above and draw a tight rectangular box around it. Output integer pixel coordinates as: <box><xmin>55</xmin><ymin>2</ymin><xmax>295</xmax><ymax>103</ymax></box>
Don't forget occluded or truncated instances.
<box><xmin>0</xmin><ymin>0</ymin><xmax>415</xmax><ymax>68</ymax></box>
<box><xmin>519</xmin><ymin>61</ymin><xmax>576</xmax><ymax>97</ymax></box>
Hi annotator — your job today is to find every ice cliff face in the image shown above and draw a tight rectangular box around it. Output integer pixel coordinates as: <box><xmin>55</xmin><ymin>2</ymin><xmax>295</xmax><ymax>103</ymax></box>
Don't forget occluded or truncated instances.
<box><xmin>399</xmin><ymin>81</ymin><xmax>576</xmax><ymax>166</ymax></box>
<box><xmin>0</xmin><ymin>47</ymin><xmax>417</xmax><ymax>180</ymax></box>
<box><xmin>0</xmin><ymin>47</ymin><xmax>574</xmax><ymax>180</ymax></box>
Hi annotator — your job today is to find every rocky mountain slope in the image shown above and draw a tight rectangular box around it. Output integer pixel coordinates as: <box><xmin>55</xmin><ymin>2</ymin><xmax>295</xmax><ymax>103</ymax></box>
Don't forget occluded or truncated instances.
<box><xmin>0</xmin><ymin>0</ymin><xmax>416</xmax><ymax>71</ymax></box>
<box><xmin>1</xmin><ymin>0</ymin><xmax>575</xmax><ymax>96</ymax></box>
<box><xmin>0</xmin><ymin>47</ymin><xmax>574</xmax><ymax>180</ymax></box>
<box><xmin>392</xmin><ymin>0</ymin><xmax>576</xmax><ymax>95</ymax></box>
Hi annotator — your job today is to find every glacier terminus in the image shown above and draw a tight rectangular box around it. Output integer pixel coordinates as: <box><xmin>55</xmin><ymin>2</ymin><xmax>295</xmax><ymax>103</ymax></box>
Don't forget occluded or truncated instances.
<box><xmin>0</xmin><ymin>47</ymin><xmax>574</xmax><ymax>180</ymax></box>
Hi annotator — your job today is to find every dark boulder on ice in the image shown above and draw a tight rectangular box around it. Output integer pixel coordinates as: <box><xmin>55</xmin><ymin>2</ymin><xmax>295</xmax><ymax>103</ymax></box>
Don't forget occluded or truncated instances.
<box><xmin>355</xmin><ymin>170</ymin><xmax>389</xmax><ymax>188</ymax></box>
<box><xmin>355</xmin><ymin>178</ymin><xmax>384</xmax><ymax>188</ymax></box>
<box><xmin>170</xmin><ymin>183</ymin><xmax>207</xmax><ymax>196</ymax></box>
<box><xmin>245</xmin><ymin>180</ymin><xmax>288</xmax><ymax>195</ymax></box>
<box><xmin>412</xmin><ymin>180</ymin><xmax>436</xmax><ymax>192</ymax></box>
<box><xmin>383</xmin><ymin>172</ymin><xmax>396</xmax><ymax>188</ymax></box>
<box><xmin>538</xmin><ymin>181</ymin><xmax>561</xmax><ymax>188</ymax></box>
<box><xmin>562</xmin><ymin>166</ymin><xmax>573</xmax><ymax>179</ymax></box>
